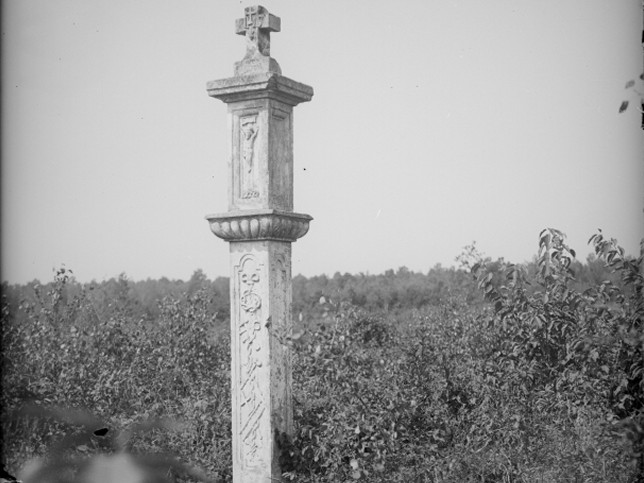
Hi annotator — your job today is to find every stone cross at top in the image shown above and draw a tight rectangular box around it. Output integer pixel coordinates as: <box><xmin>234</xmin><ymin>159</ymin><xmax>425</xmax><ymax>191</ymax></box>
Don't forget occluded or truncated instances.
<box><xmin>235</xmin><ymin>6</ymin><xmax>280</xmax><ymax>58</ymax></box>
<box><xmin>207</xmin><ymin>6</ymin><xmax>313</xmax><ymax>480</ymax></box>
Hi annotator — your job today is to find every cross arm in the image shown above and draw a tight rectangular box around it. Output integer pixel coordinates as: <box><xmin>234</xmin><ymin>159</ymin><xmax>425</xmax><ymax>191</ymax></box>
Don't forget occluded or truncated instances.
<box><xmin>235</xmin><ymin>11</ymin><xmax>281</xmax><ymax>37</ymax></box>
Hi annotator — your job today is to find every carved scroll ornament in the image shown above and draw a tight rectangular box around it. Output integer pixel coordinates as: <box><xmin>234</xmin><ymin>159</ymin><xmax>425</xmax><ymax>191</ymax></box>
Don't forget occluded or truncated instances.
<box><xmin>236</xmin><ymin>254</ymin><xmax>265</xmax><ymax>466</ymax></box>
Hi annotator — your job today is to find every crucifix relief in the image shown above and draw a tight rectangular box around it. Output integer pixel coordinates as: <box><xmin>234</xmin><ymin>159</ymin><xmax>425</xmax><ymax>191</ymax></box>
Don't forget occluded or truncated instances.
<box><xmin>239</xmin><ymin>115</ymin><xmax>260</xmax><ymax>200</ymax></box>
<box><xmin>234</xmin><ymin>6</ymin><xmax>282</xmax><ymax>76</ymax></box>
<box><xmin>241</xmin><ymin>117</ymin><xmax>258</xmax><ymax>175</ymax></box>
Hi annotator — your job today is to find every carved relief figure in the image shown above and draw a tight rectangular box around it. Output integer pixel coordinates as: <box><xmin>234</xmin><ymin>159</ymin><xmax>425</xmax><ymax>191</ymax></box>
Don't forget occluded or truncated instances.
<box><xmin>239</xmin><ymin>116</ymin><xmax>260</xmax><ymax>200</ymax></box>
<box><xmin>236</xmin><ymin>254</ymin><xmax>265</xmax><ymax>466</ymax></box>
<box><xmin>240</xmin><ymin>117</ymin><xmax>257</xmax><ymax>174</ymax></box>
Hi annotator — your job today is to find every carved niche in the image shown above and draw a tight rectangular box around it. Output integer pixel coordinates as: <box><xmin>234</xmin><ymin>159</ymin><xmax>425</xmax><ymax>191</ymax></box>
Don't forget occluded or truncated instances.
<box><xmin>239</xmin><ymin>115</ymin><xmax>260</xmax><ymax>201</ymax></box>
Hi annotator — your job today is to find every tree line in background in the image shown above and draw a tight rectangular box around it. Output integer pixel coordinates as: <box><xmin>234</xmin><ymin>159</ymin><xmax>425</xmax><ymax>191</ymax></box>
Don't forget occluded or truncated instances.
<box><xmin>1</xmin><ymin>231</ymin><xmax>642</xmax><ymax>482</ymax></box>
<box><xmin>0</xmin><ymin>243</ymin><xmax>623</xmax><ymax>326</ymax></box>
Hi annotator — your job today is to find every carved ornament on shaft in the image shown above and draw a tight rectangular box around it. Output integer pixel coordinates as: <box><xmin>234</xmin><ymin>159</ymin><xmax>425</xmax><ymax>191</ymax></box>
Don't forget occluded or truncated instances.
<box><xmin>236</xmin><ymin>254</ymin><xmax>265</xmax><ymax>467</ymax></box>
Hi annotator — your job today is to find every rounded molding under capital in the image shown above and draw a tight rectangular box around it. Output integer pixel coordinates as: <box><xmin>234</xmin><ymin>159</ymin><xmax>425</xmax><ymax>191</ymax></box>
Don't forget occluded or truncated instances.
<box><xmin>206</xmin><ymin>209</ymin><xmax>312</xmax><ymax>242</ymax></box>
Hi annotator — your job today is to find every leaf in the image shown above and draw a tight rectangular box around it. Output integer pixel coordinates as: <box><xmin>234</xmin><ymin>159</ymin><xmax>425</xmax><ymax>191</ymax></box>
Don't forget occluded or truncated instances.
<box><xmin>619</xmin><ymin>100</ymin><xmax>629</xmax><ymax>113</ymax></box>
<box><xmin>539</xmin><ymin>232</ymin><xmax>551</xmax><ymax>248</ymax></box>
<box><xmin>350</xmin><ymin>459</ymin><xmax>359</xmax><ymax>470</ymax></box>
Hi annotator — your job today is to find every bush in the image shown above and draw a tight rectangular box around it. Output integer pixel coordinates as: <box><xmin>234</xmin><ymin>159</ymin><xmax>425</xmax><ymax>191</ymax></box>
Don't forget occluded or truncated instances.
<box><xmin>2</xmin><ymin>229</ymin><xmax>641</xmax><ymax>481</ymax></box>
<box><xmin>471</xmin><ymin>228</ymin><xmax>642</xmax><ymax>481</ymax></box>
<box><xmin>1</xmin><ymin>270</ymin><xmax>231</xmax><ymax>482</ymax></box>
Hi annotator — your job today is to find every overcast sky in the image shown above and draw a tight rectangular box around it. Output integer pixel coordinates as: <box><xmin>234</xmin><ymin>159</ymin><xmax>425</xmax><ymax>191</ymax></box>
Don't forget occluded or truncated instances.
<box><xmin>2</xmin><ymin>0</ymin><xmax>643</xmax><ymax>284</ymax></box>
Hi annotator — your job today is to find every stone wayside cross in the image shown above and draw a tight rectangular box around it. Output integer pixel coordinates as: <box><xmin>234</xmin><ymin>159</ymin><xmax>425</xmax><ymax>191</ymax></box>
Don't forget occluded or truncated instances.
<box><xmin>205</xmin><ymin>6</ymin><xmax>313</xmax><ymax>482</ymax></box>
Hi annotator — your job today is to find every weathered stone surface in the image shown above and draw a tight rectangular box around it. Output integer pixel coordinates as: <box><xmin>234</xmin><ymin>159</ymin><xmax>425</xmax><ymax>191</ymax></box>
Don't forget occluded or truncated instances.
<box><xmin>228</xmin><ymin>241</ymin><xmax>293</xmax><ymax>482</ymax></box>
<box><xmin>206</xmin><ymin>210</ymin><xmax>312</xmax><ymax>242</ymax></box>
<box><xmin>207</xmin><ymin>73</ymin><xmax>313</xmax><ymax>105</ymax></box>
<box><xmin>207</xmin><ymin>81</ymin><xmax>312</xmax><ymax>213</ymax></box>
<box><xmin>205</xmin><ymin>6</ymin><xmax>313</xmax><ymax>482</ymax></box>
<box><xmin>234</xmin><ymin>5</ymin><xmax>282</xmax><ymax>76</ymax></box>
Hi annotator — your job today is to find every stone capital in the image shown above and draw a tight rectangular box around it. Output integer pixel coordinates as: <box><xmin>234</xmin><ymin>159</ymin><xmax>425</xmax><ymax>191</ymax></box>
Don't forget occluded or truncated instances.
<box><xmin>207</xmin><ymin>72</ymin><xmax>313</xmax><ymax>106</ymax></box>
<box><xmin>206</xmin><ymin>209</ymin><xmax>312</xmax><ymax>242</ymax></box>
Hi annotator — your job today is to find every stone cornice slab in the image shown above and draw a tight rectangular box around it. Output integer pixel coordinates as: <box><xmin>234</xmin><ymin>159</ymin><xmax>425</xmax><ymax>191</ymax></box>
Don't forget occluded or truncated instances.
<box><xmin>206</xmin><ymin>209</ymin><xmax>312</xmax><ymax>242</ymax></box>
<box><xmin>206</xmin><ymin>72</ymin><xmax>314</xmax><ymax>105</ymax></box>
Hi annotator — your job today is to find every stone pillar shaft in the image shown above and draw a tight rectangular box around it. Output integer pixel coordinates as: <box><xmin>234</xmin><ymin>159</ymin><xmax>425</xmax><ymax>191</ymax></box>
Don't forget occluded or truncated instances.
<box><xmin>229</xmin><ymin>241</ymin><xmax>292</xmax><ymax>479</ymax></box>
<box><xmin>205</xmin><ymin>6</ymin><xmax>313</xmax><ymax>482</ymax></box>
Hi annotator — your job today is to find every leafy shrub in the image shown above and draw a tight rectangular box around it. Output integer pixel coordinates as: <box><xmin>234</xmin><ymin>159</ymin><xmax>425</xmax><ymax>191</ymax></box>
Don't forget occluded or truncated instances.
<box><xmin>471</xmin><ymin>228</ymin><xmax>642</xmax><ymax>480</ymax></box>
<box><xmin>1</xmin><ymin>269</ymin><xmax>231</xmax><ymax>482</ymax></box>
<box><xmin>2</xmin><ymin>229</ymin><xmax>641</xmax><ymax>482</ymax></box>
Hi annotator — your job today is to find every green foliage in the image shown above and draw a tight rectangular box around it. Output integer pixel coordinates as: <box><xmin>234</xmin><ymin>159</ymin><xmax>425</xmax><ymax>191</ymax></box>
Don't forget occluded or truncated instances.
<box><xmin>2</xmin><ymin>231</ymin><xmax>641</xmax><ymax>481</ymax></box>
<box><xmin>292</xmin><ymin>265</ymin><xmax>480</xmax><ymax>315</ymax></box>
<box><xmin>471</xmin><ymin>228</ymin><xmax>643</xmax><ymax>479</ymax></box>
<box><xmin>620</xmin><ymin>74</ymin><xmax>644</xmax><ymax>119</ymax></box>
<box><xmin>2</xmin><ymin>269</ymin><xmax>231</xmax><ymax>482</ymax></box>
<box><xmin>282</xmin><ymin>229</ymin><xmax>641</xmax><ymax>481</ymax></box>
